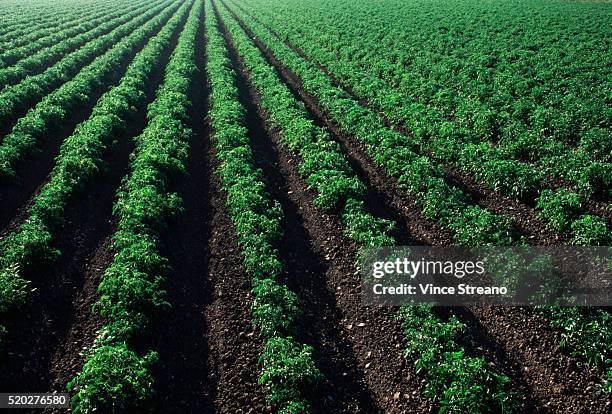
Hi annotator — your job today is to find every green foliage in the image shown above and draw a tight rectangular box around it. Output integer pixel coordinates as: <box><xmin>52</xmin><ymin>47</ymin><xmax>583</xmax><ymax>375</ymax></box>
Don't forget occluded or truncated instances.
<box><xmin>0</xmin><ymin>0</ymin><xmax>170</xmax><ymax>86</ymax></box>
<box><xmin>218</xmin><ymin>4</ymin><xmax>522</xmax><ymax>411</ymax></box>
<box><xmin>252</xmin><ymin>279</ymin><xmax>299</xmax><ymax>337</ymax></box>
<box><xmin>68</xmin><ymin>344</ymin><xmax>158</xmax><ymax>414</ymax></box>
<box><xmin>342</xmin><ymin>199</ymin><xmax>395</xmax><ymax>247</ymax></box>
<box><xmin>478</xmin><ymin>159</ymin><xmax>543</xmax><ymax>200</ymax></box>
<box><xmin>278</xmin><ymin>400</ymin><xmax>311</xmax><ymax>414</ymax></box>
<box><xmin>0</xmin><ymin>264</ymin><xmax>28</xmax><ymax>314</ymax></box>
<box><xmin>259</xmin><ymin>336</ymin><xmax>323</xmax><ymax>410</ymax></box>
<box><xmin>544</xmin><ymin>307</ymin><xmax>611</xmax><ymax>367</ymax></box>
<box><xmin>300</xmin><ymin>141</ymin><xmax>366</xmax><ymax>210</ymax></box>
<box><xmin>571</xmin><ymin>215</ymin><xmax>611</xmax><ymax>246</ymax></box>
<box><xmin>95</xmin><ymin>235</ymin><xmax>170</xmax><ymax>341</ymax></box>
<box><xmin>206</xmin><ymin>5</ymin><xmax>320</xmax><ymax>411</ymax></box>
<box><xmin>0</xmin><ymin>0</ymin><xmax>189</xmax><ymax>333</ymax></box>
<box><xmin>398</xmin><ymin>306</ymin><xmax>517</xmax><ymax>413</ymax></box>
<box><xmin>578</xmin><ymin>128</ymin><xmax>612</xmax><ymax>163</ymax></box>
<box><xmin>222</xmin><ymin>0</ymin><xmax>523</xmax><ymax>249</ymax></box>
<box><xmin>0</xmin><ymin>216</ymin><xmax>58</xmax><ymax>267</ymax></box>
<box><xmin>448</xmin><ymin>206</ymin><xmax>519</xmax><ymax>246</ymax></box>
<box><xmin>236</xmin><ymin>0</ymin><xmax>610</xmax><ymax>243</ymax></box>
<box><xmin>70</xmin><ymin>2</ymin><xmax>200</xmax><ymax>412</ymax></box>
<box><xmin>536</xmin><ymin>189</ymin><xmax>582</xmax><ymax>232</ymax></box>
<box><xmin>0</xmin><ymin>0</ymin><xmax>181</xmax><ymax>177</ymax></box>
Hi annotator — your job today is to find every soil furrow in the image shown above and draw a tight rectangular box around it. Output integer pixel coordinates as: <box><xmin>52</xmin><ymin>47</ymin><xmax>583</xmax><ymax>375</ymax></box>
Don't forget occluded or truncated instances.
<box><xmin>204</xmin><ymin>147</ymin><xmax>271</xmax><ymax>414</ymax></box>
<box><xmin>149</xmin><ymin>11</ymin><xmax>216</xmax><ymax>412</ymax></box>
<box><xmin>469</xmin><ymin>306</ymin><xmax>610</xmax><ymax>413</ymax></box>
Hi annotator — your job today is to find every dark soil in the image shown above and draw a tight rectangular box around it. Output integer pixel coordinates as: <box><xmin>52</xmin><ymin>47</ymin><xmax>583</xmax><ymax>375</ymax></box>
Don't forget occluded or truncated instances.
<box><xmin>202</xmin><ymin>148</ymin><xmax>271</xmax><ymax>414</ymax></box>
<box><xmin>471</xmin><ymin>306</ymin><xmax>611</xmax><ymax>414</ymax></box>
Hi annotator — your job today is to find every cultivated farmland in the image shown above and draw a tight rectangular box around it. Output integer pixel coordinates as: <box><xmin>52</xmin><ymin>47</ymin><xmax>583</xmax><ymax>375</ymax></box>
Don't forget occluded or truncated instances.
<box><xmin>0</xmin><ymin>0</ymin><xmax>610</xmax><ymax>413</ymax></box>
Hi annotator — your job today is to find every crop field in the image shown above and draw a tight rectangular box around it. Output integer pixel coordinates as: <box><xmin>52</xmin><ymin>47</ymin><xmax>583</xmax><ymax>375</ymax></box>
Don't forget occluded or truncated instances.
<box><xmin>0</xmin><ymin>0</ymin><xmax>610</xmax><ymax>412</ymax></box>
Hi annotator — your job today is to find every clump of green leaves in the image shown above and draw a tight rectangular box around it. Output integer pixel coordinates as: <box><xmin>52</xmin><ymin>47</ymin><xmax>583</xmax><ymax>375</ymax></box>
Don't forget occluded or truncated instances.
<box><xmin>259</xmin><ymin>336</ymin><xmax>323</xmax><ymax>412</ymax></box>
<box><xmin>68</xmin><ymin>344</ymin><xmax>157</xmax><ymax>414</ymax></box>
<box><xmin>571</xmin><ymin>215</ymin><xmax>611</xmax><ymax>246</ymax></box>
<box><xmin>252</xmin><ymin>279</ymin><xmax>300</xmax><ymax>337</ymax></box>
<box><xmin>398</xmin><ymin>306</ymin><xmax>517</xmax><ymax>413</ymax></box>
<box><xmin>342</xmin><ymin>199</ymin><xmax>395</xmax><ymax>246</ymax></box>
<box><xmin>0</xmin><ymin>264</ymin><xmax>28</xmax><ymax>314</ymax></box>
<box><xmin>536</xmin><ymin>189</ymin><xmax>582</xmax><ymax>232</ymax></box>
<box><xmin>544</xmin><ymin>307</ymin><xmax>612</xmax><ymax>367</ymax></box>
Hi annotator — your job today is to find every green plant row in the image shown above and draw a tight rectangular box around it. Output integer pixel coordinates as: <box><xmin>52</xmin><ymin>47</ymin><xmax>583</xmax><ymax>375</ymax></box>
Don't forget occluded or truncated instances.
<box><xmin>0</xmin><ymin>1</ymin><xmax>100</xmax><ymax>42</ymax></box>
<box><xmin>206</xmin><ymin>3</ymin><xmax>322</xmax><ymax>412</ymax></box>
<box><xmin>231</xmin><ymin>0</ymin><xmax>612</xmax><ymax>374</ymax></box>
<box><xmin>217</xmin><ymin>2</ymin><xmax>518</xmax><ymax>412</ymax></box>
<box><xmin>0</xmin><ymin>0</ymin><xmax>166</xmax><ymax>90</ymax></box>
<box><xmin>225</xmin><ymin>1</ymin><xmax>520</xmax><ymax>248</ymax></box>
<box><xmin>234</xmin><ymin>0</ymin><xmax>610</xmax><ymax>244</ymax></box>
<box><xmin>0</xmin><ymin>0</ymin><xmax>170</xmax><ymax>124</ymax></box>
<box><xmin>544</xmin><ymin>307</ymin><xmax>611</xmax><ymax>368</ymax></box>
<box><xmin>237</xmin><ymin>0</ymin><xmax>610</xmax><ymax>192</ymax></box>
<box><xmin>67</xmin><ymin>0</ymin><xmax>200</xmax><ymax>411</ymax></box>
<box><xmin>0</xmin><ymin>0</ymin><xmax>190</xmax><ymax>352</ymax></box>
<box><xmin>0</xmin><ymin>1</ymin><xmax>96</xmax><ymax>41</ymax></box>
<box><xmin>0</xmin><ymin>0</ymin><xmax>181</xmax><ymax>179</ymax></box>
<box><xmin>0</xmin><ymin>0</ymin><xmax>121</xmax><ymax>52</ymax></box>
<box><xmin>235</xmin><ymin>0</ymin><xmax>612</xmax><ymax>239</ymax></box>
<box><xmin>0</xmin><ymin>0</ymin><xmax>137</xmax><ymax>69</ymax></box>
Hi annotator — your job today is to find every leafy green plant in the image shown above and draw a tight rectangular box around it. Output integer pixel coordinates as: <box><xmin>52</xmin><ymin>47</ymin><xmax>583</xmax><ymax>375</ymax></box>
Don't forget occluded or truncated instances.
<box><xmin>544</xmin><ymin>307</ymin><xmax>611</xmax><ymax>367</ymax></box>
<box><xmin>571</xmin><ymin>215</ymin><xmax>611</xmax><ymax>246</ymax></box>
<box><xmin>342</xmin><ymin>199</ymin><xmax>395</xmax><ymax>246</ymax></box>
<box><xmin>205</xmin><ymin>5</ymin><xmax>320</xmax><ymax>410</ymax></box>
<box><xmin>68</xmin><ymin>344</ymin><xmax>158</xmax><ymax>414</ymax></box>
<box><xmin>69</xmin><ymin>2</ymin><xmax>200</xmax><ymax>411</ymax></box>
<box><xmin>536</xmin><ymin>189</ymin><xmax>582</xmax><ymax>232</ymax></box>
<box><xmin>252</xmin><ymin>279</ymin><xmax>299</xmax><ymax>337</ymax></box>
<box><xmin>259</xmin><ymin>336</ymin><xmax>323</xmax><ymax>411</ymax></box>
<box><xmin>398</xmin><ymin>306</ymin><xmax>517</xmax><ymax>413</ymax></box>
